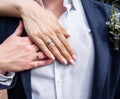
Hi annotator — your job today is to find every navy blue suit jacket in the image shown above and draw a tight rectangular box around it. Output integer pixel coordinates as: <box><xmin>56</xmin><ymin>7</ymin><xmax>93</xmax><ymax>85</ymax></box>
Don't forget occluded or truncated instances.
<box><xmin>0</xmin><ymin>0</ymin><xmax>120</xmax><ymax>99</ymax></box>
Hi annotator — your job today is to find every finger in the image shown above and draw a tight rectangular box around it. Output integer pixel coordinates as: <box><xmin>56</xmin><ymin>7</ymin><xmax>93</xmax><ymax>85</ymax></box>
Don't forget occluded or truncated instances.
<box><xmin>37</xmin><ymin>51</ymin><xmax>48</xmax><ymax>59</ymax></box>
<box><xmin>33</xmin><ymin>37</ymin><xmax>55</xmax><ymax>60</ymax></box>
<box><xmin>30</xmin><ymin>44</ymin><xmax>39</xmax><ymax>52</ymax></box>
<box><xmin>57</xmin><ymin>33</ymin><xmax>76</xmax><ymax>60</ymax></box>
<box><xmin>40</xmin><ymin>32</ymin><xmax>74</xmax><ymax>64</ymax></box>
<box><xmin>59</xmin><ymin>26</ymin><xmax>70</xmax><ymax>38</ymax></box>
<box><xmin>63</xmin><ymin>31</ymin><xmax>70</xmax><ymax>38</ymax></box>
<box><xmin>30</xmin><ymin>59</ymin><xmax>53</xmax><ymax>68</ymax></box>
<box><xmin>13</xmin><ymin>21</ymin><xmax>24</xmax><ymax>36</ymax></box>
<box><xmin>21</xmin><ymin>37</ymin><xmax>33</xmax><ymax>45</ymax></box>
<box><xmin>39</xmin><ymin>35</ymin><xmax>68</xmax><ymax>64</ymax></box>
<box><xmin>47</xmin><ymin>42</ymin><xmax>68</xmax><ymax>64</ymax></box>
<box><xmin>34</xmin><ymin>52</ymin><xmax>48</xmax><ymax>61</ymax></box>
<box><xmin>50</xmin><ymin>36</ymin><xmax>74</xmax><ymax>64</ymax></box>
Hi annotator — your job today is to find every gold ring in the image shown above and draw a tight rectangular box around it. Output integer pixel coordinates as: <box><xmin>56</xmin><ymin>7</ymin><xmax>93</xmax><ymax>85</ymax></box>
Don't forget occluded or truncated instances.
<box><xmin>36</xmin><ymin>53</ymin><xmax>39</xmax><ymax>60</ymax></box>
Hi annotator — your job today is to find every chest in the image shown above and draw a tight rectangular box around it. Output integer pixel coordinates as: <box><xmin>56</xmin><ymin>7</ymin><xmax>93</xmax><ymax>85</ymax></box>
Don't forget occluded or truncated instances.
<box><xmin>31</xmin><ymin>9</ymin><xmax>95</xmax><ymax>99</ymax></box>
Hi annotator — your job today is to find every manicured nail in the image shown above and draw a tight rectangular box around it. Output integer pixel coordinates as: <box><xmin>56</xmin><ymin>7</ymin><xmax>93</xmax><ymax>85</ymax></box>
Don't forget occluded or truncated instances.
<box><xmin>51</xmin><ymin>55</ymin><xmax>55</xmax><ymax>60</ymax></box>
<box><xmin>63</xmin><ymin>58</ymin><xmax>68</xmax><ymax>64</ymax></box>
<box><xmin>70</xmin><ymin>59</ymin><xmax>75</xmax><ymax>65</ymax></box>
<box><xmin>72</xmin><ymin>55</ymin><xmax>77</xmax><ymax>60</ymax></box>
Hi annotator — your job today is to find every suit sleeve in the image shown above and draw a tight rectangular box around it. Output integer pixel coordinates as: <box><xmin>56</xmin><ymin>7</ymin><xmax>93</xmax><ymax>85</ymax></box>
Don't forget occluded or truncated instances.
<box><xmin>0</xmin><ymin>72</ymin><xmax>15</xmax><ymax>86</ymax></box>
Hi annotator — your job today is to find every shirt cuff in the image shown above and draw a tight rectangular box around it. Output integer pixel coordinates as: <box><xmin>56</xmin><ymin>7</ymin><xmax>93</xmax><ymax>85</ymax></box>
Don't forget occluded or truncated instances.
<box><xmin>0</xmin><ymin>72</ymin><xmax>15</xmax><ymax>86</ymax></box>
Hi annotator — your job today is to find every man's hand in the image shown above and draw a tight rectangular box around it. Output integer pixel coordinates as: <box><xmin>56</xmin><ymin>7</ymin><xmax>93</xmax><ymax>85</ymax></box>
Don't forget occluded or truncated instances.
<box><xmin>0</xmin><ymin>21</ymin><xmax>53</xmax><ymax>73</ymax></box>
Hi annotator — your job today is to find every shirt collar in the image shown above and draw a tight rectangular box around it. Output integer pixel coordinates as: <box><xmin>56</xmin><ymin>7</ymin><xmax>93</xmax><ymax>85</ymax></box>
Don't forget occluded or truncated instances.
<box><xmin>35</xmin><ymin>0</ymin><xmax>73</xmax><ymax>10</ymax></box>
<box><xmin>35</xmin><ymin>0</ymin><xmax>80</xmax><ymax>10</ymax></box>
<box><xmin>63</xmin><ymin>0</ymin><xmax>80</xmax><ymax>11</ymax></box>
<box><xmin>34</xmin><ymin>0</ymin><xmax>44</xmax><ymax>7</ymax></box>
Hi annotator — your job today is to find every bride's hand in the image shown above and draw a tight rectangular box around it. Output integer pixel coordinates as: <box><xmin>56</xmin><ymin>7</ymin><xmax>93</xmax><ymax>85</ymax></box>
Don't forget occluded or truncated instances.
<box><xmin>18</xmin><ymin>0</ymin><xmax>76</xmax><ymax>64</ymax></box>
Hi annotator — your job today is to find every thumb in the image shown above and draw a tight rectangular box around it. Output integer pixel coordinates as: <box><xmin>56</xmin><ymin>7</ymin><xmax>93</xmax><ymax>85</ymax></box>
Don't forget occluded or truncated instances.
<box><xmin>13</xmin><ymin>21</ymin><xmax>24</xmax><ymax>36</ymax></box>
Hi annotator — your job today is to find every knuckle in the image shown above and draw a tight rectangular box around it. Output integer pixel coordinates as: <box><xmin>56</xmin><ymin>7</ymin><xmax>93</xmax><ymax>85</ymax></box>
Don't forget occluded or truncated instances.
<box><xmin>60</xmin><ymin>27</ymin><xmax>66</xmax><ymax>32</ymax></box>
<box><xmin>60</xmin><ymin>50</ymin><xmax>70</xmax><ymax>58</ymax></box>
<box><xmin>38</xmin><ymin>42</ymin><xmax>45</xmax><ymax>47</ymax></box>
<box><xmin>24</xmin><ymin>63</ymin><xmax>31</xmax><ymax>70</ymax></box>
<box><xmin>54</xmin><ymin>51</ymin><xmax>62</xmax><ymax>58</ymax></box>
<box><xmin>44</xmin><ymin>60</ymin><xmax>50</xmax><ymax>65</ymax></box>
<box><xmin>33</xmin><ymin>62</ymin><xmax>39</xmax><ymax>68</ymax></box>
<box><xmin>24</xmin><ymin>55</ymin><xmax>31</xmax><ymax>61</ymax></box>
<box><xmin>48</xmin><ymin>43</ymin><xmax>55</xmax><ymax>51</ymax></box>
<box><xmin>53</xmin><ymin>26</ymin><xmax>62</xmax><ymax>33</ymax></box>
<box><xmin>57</xmin><ymin>32</ymin><xmax>62</xmax><ymax>35</ymax></box>
<box><xmin>38</xmin><ymin>52</ymin><xmax>45</xmax><ymax>59</ymax></box>
<box><xmin>65</xmin><ymin>53</ymin><xmax>71</xmax><ymax>59</ymax></box>
<box><xmin>41</xmin><ymin>28</ymin><xmax>49</xmax><ymax>34</ymax></box>
<box><xmin>23</xmin><ymin>37</ymin><xmax>31</xmax><ymax>43</ymax></box>
<box><xmin>29</xmin><ymin>32</ymin><xmax>39</xmax><ymax>39</ymax></box>
<box><xmin>52</xmin><ymin>26</ymin><xmax>61</xmax><ymax>33</ymax></box>
<box><xmin>24</xmin><ymin>46</ymin><xmax>32</xmax><ymax>52</ymax></box>
<box><xmin>57</xmin><ymin>44</ymin><xmax>65</xmax><ymax>51</ymax></box>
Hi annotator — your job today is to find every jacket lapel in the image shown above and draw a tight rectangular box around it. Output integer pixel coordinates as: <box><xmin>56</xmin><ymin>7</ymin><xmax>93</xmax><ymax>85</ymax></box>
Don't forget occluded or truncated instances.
<box><xmin>21</xmin><ymin>69</ymin><xmax>32</xmax><ymax>99</ymax></box>
<box><xmin>81</xmin><ymin>0</ymin><xmax>111</xmax><ymax>98</ymax></box>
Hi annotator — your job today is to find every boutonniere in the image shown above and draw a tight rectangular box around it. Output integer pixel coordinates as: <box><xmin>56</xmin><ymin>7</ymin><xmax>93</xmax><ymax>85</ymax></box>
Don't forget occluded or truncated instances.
<box><xmin>106</xmin><ymin>4</ymin><xmax>120</xmax><ymax>50</ymax></box>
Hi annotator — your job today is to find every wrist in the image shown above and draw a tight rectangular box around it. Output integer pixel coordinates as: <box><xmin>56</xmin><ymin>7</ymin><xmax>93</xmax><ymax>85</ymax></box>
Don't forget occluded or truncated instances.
<box><xmin>17</xmin><ymin>0</ymin><xmax>34</xmax><ymax>17</ymax></box>
<box><xmin>0</xmin><ymin>69</ymin><xmax>7</xmax><ymax>76</ymax></box>
<box><xmin>10</xmin><ymin>0</ymin><xmax>29</xmax><ymax>18</ymax></box>
<box><xmin>14</xmin><ymin>0</ymin><xmax>29</xmax><ymax>18</ymax></box>
<box><xmin>0</xmin><ymin>0</ymin><xmax>21</xmax><ymax>17</ymax></box>
<box><xmin>18</xmin><ymin>0</ymin><xmax>43</xmax><ymax>19</ymax></box>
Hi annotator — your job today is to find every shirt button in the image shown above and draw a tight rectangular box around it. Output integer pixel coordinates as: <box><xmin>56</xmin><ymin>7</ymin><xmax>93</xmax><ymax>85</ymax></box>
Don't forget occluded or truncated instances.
<box><xmin>57</xmin><ymin>80</ymin><xmax>61</xmax><ymax>84</ymax></box>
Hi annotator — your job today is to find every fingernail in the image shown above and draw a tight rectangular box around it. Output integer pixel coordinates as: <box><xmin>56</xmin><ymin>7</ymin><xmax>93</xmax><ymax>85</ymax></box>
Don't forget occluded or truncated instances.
<box><xmin>72</xmin><ymin>55</ymin><xmax>77</xmax><ymax>60</ymax></box>
<box><xmin>51</xmin><ymin>55</ymin><xmax>55</xmax><ymax>60</ymax></box>
<box><xmin>70</xmin><ymin>59</ymin><xmax>75</xmax><ymax>65</ymax></box>
<box><xmin>67</xmin><ymin>33</ymin><xmax>70</xmax><ymax>37</ymax></box>
<box><xmin>63</xmin><ymin>58</ymin><xmax>68</xmax><ymax>64</ymax></box>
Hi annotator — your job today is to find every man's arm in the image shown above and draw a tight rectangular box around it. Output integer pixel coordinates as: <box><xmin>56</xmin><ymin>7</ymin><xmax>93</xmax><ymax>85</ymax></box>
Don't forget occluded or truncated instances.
<box><xmin>0</xmin><ymin>21</ymin><xmax>53</xmax><ymax>89</ymax></box>
<box><xmin>0</xmin><ymin>21</ymin><xmax>53</xmax><ymax>73</ymax></box>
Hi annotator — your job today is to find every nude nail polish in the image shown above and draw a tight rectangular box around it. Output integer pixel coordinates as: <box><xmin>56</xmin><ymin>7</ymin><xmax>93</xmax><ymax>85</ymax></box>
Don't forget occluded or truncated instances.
<box><xmin>51</xmin><ymin>55</ymin><xmax>55</xmax><ymax>60</ymax></box>
<box><xmin>63</xmin><ymin>58</ymin><xmax>68</xmax><ymax>64</ymax></box>
<box><xmin>70</xmin><ymin>59</ymin><xmax>75</xmax><ymax>65</ymax></box>
<box><xmin>72</xmin><ymin>55</ymin><xmax>77</xmax><ymax>60</ymax></box>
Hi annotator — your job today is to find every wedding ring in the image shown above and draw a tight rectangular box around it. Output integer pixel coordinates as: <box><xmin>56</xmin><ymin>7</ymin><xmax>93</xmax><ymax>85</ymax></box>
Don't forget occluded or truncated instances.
<box><xmin>46</xmin><ymin>40</ymin><xmax>52</xmax><ymax>46</ymax></box>
<box><xmin>36</xmin><ymin>53</ymin><xmax>39</xmax><ymax>60</ymax></box>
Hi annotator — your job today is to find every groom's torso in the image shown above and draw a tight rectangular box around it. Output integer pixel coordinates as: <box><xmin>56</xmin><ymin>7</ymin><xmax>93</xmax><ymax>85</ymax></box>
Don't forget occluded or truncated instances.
<box><xmin>0</xmin><ymin>0</ymin><xmax>120</xmax><ymax>99</ymax></box>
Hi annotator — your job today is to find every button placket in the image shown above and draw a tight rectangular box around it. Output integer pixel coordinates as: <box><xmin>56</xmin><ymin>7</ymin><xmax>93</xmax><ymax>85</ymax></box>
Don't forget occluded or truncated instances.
<box><xmin>54</xmin><ymin>62</ymin><xmax>63</xmax><ymax>99</ymax></box>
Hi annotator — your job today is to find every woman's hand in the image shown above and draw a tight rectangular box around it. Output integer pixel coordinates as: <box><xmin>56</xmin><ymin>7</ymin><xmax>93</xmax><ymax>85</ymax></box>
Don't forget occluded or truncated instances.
<box><xmin>18</xmin><ymin>0</ymin><xmax>76</xmax><ymax>65</ymax></box>
<box><xmin>0</xmin><ymin>0</ymin><xmax>76</xmax><ymax>64</ymax></box>
<box><xmin>0</xmin><ymin>21</ymin><xmax>53</xmax><ymax>73</ymax></box>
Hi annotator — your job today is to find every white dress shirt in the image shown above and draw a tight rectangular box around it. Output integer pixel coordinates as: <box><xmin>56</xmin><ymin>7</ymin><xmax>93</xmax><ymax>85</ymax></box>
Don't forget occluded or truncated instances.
<box><xmin>0</xmin><ymin>72</ymin><xmax>15</xmax><ymax>86</ymax></box>
<box><xmin>0</xmin><ymin>0</ymin><xmax>95</xmax><ymax>99</ymax></box>
<box><xmin>31</xmin><ymin>0</ymin><xmax>95</xmax><ymax>99</ymax></box>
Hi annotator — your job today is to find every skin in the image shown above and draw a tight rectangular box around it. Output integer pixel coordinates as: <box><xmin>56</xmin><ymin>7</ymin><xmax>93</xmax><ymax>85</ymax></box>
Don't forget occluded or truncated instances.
<box><xmin>0</xmin><ymin>21</ymin><xmax>53</xmax><ymax>75</ymax></box>
<box><xmin>0</xmin><ymin>0</ymin><xmax>76</xmax><ymax>64</ymax></box>
<box><xmin>42</xmin><ymin>0</ymin><xmax>76</xmax><ymax>64</ymax></box>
